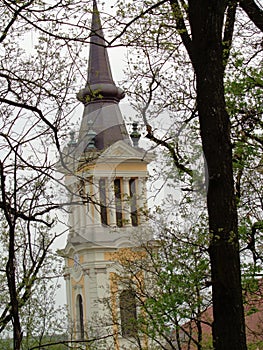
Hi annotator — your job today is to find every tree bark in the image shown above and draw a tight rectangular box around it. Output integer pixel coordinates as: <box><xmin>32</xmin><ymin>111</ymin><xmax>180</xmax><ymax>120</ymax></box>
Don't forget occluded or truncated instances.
<box><xmin>6</xmin><ymin>227</ymin><xmax>23</xmax><ymax>350</ymax></box>
<box><xmin>188</xmin><ymin>1</ymin><xmax>247</xmax><ymax>349</ymax></box>
<box><xmin>239</xmin><ymin>0</ymin><xmax>263</xmax><ymax>32</ymax></box>
<box><xmin>0</xmin><ymin>162</ymin><xmax>23</xmax><ymax>350</ymax></box>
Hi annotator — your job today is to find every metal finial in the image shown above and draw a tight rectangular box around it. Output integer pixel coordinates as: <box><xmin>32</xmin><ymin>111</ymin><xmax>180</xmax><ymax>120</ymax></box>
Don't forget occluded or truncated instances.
<box><xmin>130</xmin><ymin>122</ymin><xmax>141</xmax><ymax>147</ymax></box>
<box><xmin>68</xmin><ymin>130</ymin><xmax>77</xmax><ymax>147</ymax></box>
<box><xmin>86</xmin><ymin>121</ymin><xmax>97</xmax><ymax>149</ymax></box>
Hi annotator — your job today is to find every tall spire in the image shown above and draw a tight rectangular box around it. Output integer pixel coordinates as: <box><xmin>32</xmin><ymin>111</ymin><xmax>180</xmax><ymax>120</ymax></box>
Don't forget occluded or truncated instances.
<box><xmin>77</xmin><ymin>0</ymin><xmax>124</xmax><ymax>104</ymax></box>
<box><xmin>88</xmin><ymin>0</ymin><xmax>114</xmax><ymax>85</ymax></box>
<box><xmin>76</xmin><ymin>0</ymin><xmax>130</xmax><ymax>151</ymax></box>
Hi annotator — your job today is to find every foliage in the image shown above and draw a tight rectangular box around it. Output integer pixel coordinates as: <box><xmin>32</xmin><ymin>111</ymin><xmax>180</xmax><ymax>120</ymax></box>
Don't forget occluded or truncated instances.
<box><xmin>0</xmin><ymin>0</ymin><xmax>262</xmax><ymax>349</ymax></box>
<box><xmin>248</xmin><ymin>342</ymin><xmax>263</xmax><ymax>350</ymax></box>
<box><xmin>108</xmin><ymin>1</ymin><xmax>263</xmax><ymax>349</ymax></box>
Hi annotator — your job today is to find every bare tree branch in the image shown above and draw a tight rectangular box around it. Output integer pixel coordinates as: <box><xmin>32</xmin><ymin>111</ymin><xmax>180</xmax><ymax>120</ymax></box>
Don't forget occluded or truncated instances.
<box><xmin>0</xmin><ymin>0</ymin><xmax>34</xmax><ymax>43</ymax></box>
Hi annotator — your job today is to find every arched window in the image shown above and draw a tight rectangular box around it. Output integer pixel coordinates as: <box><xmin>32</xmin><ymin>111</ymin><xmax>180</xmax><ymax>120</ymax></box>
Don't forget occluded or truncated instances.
<box><xmin>76</xmin><ymin>294</ymin><xmax>84</xmax><ymax>340</ymax></box>
<box><xmin>120</xmin><ymin>289</ymin><xmax>137</xmax><ymax>337</ymax></box>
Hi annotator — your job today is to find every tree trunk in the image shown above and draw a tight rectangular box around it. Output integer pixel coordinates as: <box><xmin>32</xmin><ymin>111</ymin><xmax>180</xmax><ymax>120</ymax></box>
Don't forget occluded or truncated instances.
<box><xmin>188</xmin><ymin>1</ymin><xmax>247</xmax><ymax>349</ymax></box>
<box><xmin>1</xmin><ymin>163</ymin><xmax>22</xmax><ymax>350</ymax></box>
<box><xmin>0</xmin><ymin>162</ymin><xmax>22</xmax><ymax>350</ymax></box>
<box><xmin>6</xmin><ymin>225</ymin><xmax>23</xmax><ymax>350</ymax></box>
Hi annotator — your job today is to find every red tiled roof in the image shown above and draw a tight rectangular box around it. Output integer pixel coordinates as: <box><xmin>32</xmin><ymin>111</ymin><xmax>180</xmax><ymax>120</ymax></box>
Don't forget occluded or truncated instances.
<box><xmin>172</xmin><ymin>282</ymin><xmax>263</xmax><ymax>349</ymax></box>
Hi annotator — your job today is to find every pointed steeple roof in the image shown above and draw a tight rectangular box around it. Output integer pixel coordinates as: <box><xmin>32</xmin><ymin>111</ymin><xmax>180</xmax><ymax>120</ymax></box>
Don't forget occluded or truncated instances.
<box><xmin>88</xmin><ymin>0</ymin><xmax>114</xmax><ymax>86</ymax></box>
<box><xmin>77</xmin><ymin>0</ymin><xmax>130</xmax><ymax>151</ymax></box>
<box><xmin>78</xmin><ymin>0</ymin><xmax>124</xmax><ymax>102</ymax></box>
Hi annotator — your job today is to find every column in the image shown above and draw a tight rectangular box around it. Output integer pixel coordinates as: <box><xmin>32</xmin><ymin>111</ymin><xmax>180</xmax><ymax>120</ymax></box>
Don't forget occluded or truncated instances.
<box><xmin>71</xmin><ymin>184</ymin><xmax>79</xmax><ymax>236</ymax></box>
<box><xmin>68</xmin><ymin>187</ymin><xmax>75</xmax><ymax>237</ymax></box>
<box><xmin>86</xmin><ymin>178</ymin><xmax>93</xmax><ymax>225</ymax></box>
<box><xmin>108</xmin><ymin>177</ymin><xmax>117</xmax><ymax>227</ymax></box>
<box><xmin>137</xmin><ymin>177</ymin><xmax>148</xmax><ymax>224</ymax></box>
<box><xmin>78</xmin><ymin>182</ymin><xmax>86</xmax><ymax>234</ymax></box>
<box><xmin>123</xmin><ymin>177</ymin><xmax>132</xmax><ymax>226</ymax></box>
<box><xmin>64</xmin><ymin>273</ymin><xmax>72</xmax><ymax>322</ymax></box>
<box><xmin>76</xmin><ymin>187</ymin><xmax>83</xmax><ymax>233</ymax></box>
<box><xmin>79</xmin><ymin>204</ymin><xmax>86</xmax><ymax>236</ymax></box>
<box><xmin>73</xmin><ymin>183</ymin><xmax>82</xmax><ymax>234</ymax></box>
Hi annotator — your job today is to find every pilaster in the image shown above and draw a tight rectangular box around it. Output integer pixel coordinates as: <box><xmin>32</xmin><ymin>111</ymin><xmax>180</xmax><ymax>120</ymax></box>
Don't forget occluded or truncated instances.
<box><xmin>122</xmin><ymin>177</ymin><xmax>132</xmax><ymax>227</ymax></box>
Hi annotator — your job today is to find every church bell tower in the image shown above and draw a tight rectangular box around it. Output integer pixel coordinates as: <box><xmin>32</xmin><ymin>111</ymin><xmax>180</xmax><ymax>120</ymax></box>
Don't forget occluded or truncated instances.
<box><xmin>62</xmin><ymin>1</ymin><xmax>153</xmax><ymax>348</ymax></box>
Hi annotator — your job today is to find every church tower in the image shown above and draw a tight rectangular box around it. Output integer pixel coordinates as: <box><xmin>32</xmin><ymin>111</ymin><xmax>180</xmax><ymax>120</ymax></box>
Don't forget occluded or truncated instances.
<box><xmin>62</xmin><ymin>1</ymin><xmax>153</xmax><ymax>349</ymax></box>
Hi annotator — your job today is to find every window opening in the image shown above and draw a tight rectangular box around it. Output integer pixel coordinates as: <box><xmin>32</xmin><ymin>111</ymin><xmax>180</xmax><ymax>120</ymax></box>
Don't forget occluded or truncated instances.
<box><xmin>120</xmin><ymin>289</ymin><xmax>137</xmax><ymax>337</ymax></box>
<box><xmin>99</xmin><ymin>178</ymin><xmax>108</xmax><ymax>225</ymax></box>
<box><xmin>76</xmin><ymin>294</ymin><xmax>84</xmax><ymax>340</ymax></box>
<box><xmin>114</xmin><ymin>179</ymin><xmax>123</xmax><ymax>227</ymax></box>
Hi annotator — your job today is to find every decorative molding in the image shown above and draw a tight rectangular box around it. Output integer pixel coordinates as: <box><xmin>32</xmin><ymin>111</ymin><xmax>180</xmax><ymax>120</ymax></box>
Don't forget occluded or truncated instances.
<box><xmin>95</xmin><ymin>267</ymin><xmax>107</xmax><ymax>274</ymax></box>
<box><xmin>73</xmin><ymin>284</ymin><xmax>83</xmax><ymax>293</ymax></box>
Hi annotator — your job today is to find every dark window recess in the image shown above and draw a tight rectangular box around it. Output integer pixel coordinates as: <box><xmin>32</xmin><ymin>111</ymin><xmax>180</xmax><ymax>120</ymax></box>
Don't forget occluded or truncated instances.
<box><xmin>77</xmin><ymin>294</ymin><xmax>84</xmax><ymax>340</ymax></box>
<box><xmin>114</xmin><ymin>179</ymin><xmax>123</xmax><ymax>227</ymax></box>
<box><xmin>120</xmin><ymin>289</ymin><xmax>137</xmax><ymax>337</ymax></box>
<box><xmin>99</xmin><ymin>179</ymin><xmax>108</xmax><ymax>225</ymax></box>
<box><xmin>129</xmin><ymin>179</ymin><xmax>138</xmax><ymax>226</ymax></box>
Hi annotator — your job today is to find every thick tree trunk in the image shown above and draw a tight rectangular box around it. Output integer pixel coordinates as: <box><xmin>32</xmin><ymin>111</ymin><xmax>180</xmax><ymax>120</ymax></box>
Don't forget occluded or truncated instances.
<box><xmin>239</xmin><ymin>0</ymin><xmax>263</xmax><ymax>32</ymax></box>
<box><xmin>6</xmin><ymin>226</ymin><xmax>23</xmax><ymax>350</ymax></box>
<box><xmin>188</xmin><ymin>1</ymin><xmax>247</xmax><ymax>349</ymax></box>
<box><xmin>1</xmin><ymin>162</ymin><xmax>23</xmax><ymax>350</ymax></box>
